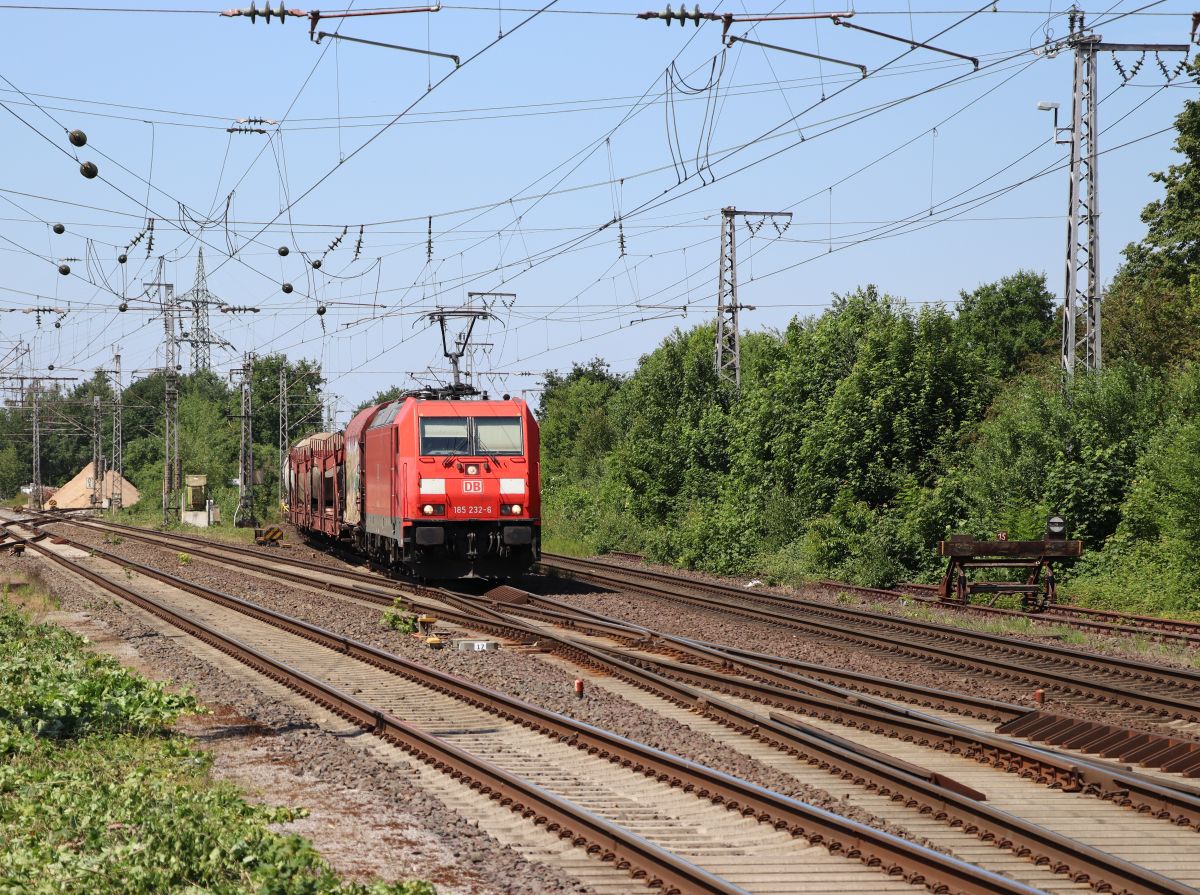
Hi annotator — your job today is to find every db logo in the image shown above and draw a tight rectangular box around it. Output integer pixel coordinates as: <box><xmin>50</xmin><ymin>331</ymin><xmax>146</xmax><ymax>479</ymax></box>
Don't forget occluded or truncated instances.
<box><xmin>462</xmin><ymin>480</ymin><xmax>484</xmax><ymax>494</ymax></box>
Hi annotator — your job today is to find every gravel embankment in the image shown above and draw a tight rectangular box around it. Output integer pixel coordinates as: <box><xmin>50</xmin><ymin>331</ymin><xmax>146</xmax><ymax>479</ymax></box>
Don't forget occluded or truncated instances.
<box><xmin>528</xmin><ymin>575</ymin><xmax>1200</xmax><ymax>738</ymax></box>
<box><xmin>45</xmin><ymin>523</ymin><xmax>940</xmax><ymax>847</ymax></box>
<box><xmin>586</xmin><ymin>553</ymin><xmax>1200</xmax><ymax>671</ymax></box>
<box><xmin>1</xmin><ymin>548</ymin><xmax>590</xmax><ymax>895</ymax></box>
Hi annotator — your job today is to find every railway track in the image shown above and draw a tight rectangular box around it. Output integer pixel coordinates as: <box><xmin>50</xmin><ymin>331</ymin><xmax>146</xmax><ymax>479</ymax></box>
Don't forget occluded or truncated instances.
<box><xmin>829</xmin><ymin>580</ymin><xmax>1200</xmax><ymax>647</ymax></box>
<box><xmin>0</xmin><ymin>518</ymin><xmax>1058</xmax><ymax>895</ymax></box>
<box><xmin>12</xmin><ymin>515</ymin><xmax>1200</xmax><ymax>895</ymax></box>
<box><xmin>2</xmin><ymin>516</ymin><xmax>1099</xmax><ymax>726</ymax></box>
<box><xmin>597</xmin><ymin>552</ymin><xmax>1200</xmax><ymax>646</ymax></box>
<box><xmin>25</xmin><ymin>515</ymin><xmax>1200</xmax><ymax>791</ymax></box>
<box><xmin>538</xmin><ymin>553</ymin><xmax>1200</xmax><ymax>727</ymax></box>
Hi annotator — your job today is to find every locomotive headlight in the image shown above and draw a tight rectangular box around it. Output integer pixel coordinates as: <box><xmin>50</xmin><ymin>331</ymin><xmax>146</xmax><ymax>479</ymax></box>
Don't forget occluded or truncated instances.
<box><xmin>466</xmin><ymin>464</ymin><xmax>479</xmax><ymax>475</ymax></box>
<box><xmin>511</xmin><ymin>503</ymin><xmax>522</xmax><ymax>514</ymax></box>
<box><xmin>423</xmin><ymin>504</ymin><xmax>435</xmax><ymax>515</ymax></box>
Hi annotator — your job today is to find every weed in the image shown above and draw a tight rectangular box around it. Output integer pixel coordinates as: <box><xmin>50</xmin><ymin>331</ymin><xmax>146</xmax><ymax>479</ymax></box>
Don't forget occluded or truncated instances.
<box><xmin>382</xmin><ymin>600</ymin><xmax>418</xmax><ymax>633</ymax></box>
<box><xmin>177</xmin><ymin>552</ymin><xmax>191</xmax><ymax>566</ymax></box>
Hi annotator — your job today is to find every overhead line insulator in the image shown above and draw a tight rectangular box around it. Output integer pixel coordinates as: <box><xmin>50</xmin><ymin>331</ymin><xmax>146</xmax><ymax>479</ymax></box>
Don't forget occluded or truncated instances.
<box><xmin>637</xmin><ymin>5</ymin><xmax>709</xmax><ymax>27</ymax></box>
<box><xmin>221</xmin><ymin>2</ymin><xmax>305</xmax><ymax>24</ymax></box>
<box><xmin>637</xmin><ymin>7</ymin><xmax>852</xmax><ymax>39</ymax></box>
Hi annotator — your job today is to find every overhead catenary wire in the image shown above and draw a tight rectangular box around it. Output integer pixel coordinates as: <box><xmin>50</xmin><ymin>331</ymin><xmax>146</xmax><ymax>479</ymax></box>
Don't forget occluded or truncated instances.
<box><xmin>3</xmin><ymin>0</ymin><xmax>1189</xmax><ymax>394</ymax></box>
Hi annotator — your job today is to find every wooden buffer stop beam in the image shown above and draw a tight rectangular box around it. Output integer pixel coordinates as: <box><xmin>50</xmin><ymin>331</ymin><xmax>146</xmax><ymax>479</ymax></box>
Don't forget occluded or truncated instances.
<box><xmin>937</xmin><ymin>516</ymin><xmax>1082</xmax><ymax>612</ymax></box>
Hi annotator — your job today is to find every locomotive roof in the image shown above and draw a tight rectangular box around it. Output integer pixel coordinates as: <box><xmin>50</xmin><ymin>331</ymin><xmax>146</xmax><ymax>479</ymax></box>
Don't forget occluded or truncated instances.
<box><xmin>346</xmin><ymin>395</ymin><xmax>530</xmax><ymax>439</ymax></box>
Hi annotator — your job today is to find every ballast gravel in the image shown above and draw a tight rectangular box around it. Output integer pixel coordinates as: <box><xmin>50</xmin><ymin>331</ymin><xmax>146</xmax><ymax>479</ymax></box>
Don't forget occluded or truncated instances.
<box><xmin>45</xmin><ymin>522</ymin><xmax>940</xmax><ymax>849</ymax></box>
<box><xmin>594</xmin><ymin>552</ymin><xmax>1200</xmax><ymax>672</ymax></box>
<box><xmin>531</xmin><ymin>574</ymin><xmax>1200</xmax><ymax>737</ymax></box>
<box><xmin>0</xmin><ymin>549</ymin><xmax>589</xmax><ymax>895</ymax></box>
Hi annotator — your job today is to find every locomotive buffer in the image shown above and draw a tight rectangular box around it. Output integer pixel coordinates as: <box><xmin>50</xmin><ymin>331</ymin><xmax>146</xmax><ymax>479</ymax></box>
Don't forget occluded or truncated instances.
<box><xmin>937</xmin><ymin>515</ymin><xmax>1082</xmax><ymax>612</ymax></box>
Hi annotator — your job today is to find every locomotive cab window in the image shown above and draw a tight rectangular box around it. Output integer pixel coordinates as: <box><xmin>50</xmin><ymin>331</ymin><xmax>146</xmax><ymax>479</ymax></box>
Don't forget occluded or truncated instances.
<box><xmin>418</xmin><ymin>416</ymin><xmax>523</xmax><ymax>456</ymax></box>
<box><xmin>420</xmin><ymin>418</ymin><xmax>470</xmax><ymax>455</ymax></box>
<box><xmin>476</xmin><ymin>417</ymin><xmax>523</xmax><ymax>455</ymax></box>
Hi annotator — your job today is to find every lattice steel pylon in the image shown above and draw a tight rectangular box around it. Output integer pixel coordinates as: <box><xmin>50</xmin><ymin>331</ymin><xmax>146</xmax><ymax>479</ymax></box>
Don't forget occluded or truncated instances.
<box><xmin>91</xmin><ymin>394</ymin><xmax>104</xmax><ymax>508</ymax></box>
<box><xmin>1062</xmin><ymin>20</ymin><xmax>1102</xmax><ymax>376</ymax></box>
<box><xmin>111</xmin><ymin>352</ymin><xmax>123</xmax><ymax>512</ymax></box>
<box><xmin>278</xmin><ymin>364</ymin><xmax>288</xmax><ymax>508</ymax></box>
<box><xmin>182</xmin><ymin>248</ymin><xmax>222</xmax><ymax>373</ymax></box>
<box><xmin>715</xmin><ymin>207</ymin><xmax>741</xmax><ymax>392</ymax></box>
<box><xmin>235</xmin><ymin>352</ymin><xmax>258</xmax><ymax>527</ymax></box>
<box><xmin>30</xmin><ymin>381</ymin><xmax>42</xmax><ymax>511</ymax></box>
<box><xmin>715</xmin><ymin>206</ymin><xmax>792</xmax><ymax>394</ymax></box>
<box><xmin>149</xmin><ymin>259</ymin><xmax>180</xmax><ymax>526</ymax></box>
<box><xmin>1052</xmin><ymin>10</ymin><xmax>1190</xmax><ymax>375</ymax></box>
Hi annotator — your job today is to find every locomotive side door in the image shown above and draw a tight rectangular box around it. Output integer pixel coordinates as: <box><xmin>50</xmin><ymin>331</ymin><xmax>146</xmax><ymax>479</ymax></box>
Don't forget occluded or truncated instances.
<box><xmin>391</xmin><ymin>427</ymin><xmax>400</xmax><ymax>543</ymax></box>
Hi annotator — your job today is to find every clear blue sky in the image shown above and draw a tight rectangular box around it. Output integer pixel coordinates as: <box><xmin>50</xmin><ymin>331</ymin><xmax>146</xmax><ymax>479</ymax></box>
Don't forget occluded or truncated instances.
<box><xmin>1</xmin><ymin>1</ymin><xmax>1196</xmax><ymax>421</ymax></box>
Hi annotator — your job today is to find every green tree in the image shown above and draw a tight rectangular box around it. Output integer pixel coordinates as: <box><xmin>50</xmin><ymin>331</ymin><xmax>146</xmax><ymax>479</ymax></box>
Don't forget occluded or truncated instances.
<box><xmin>356</xmin><ymin>385</ymin><xmax>405</xmax><ymax>413</ymax></box>
<box><xmin>950</xmin><ymin>364</ymin><xmax>1165</xmax><ymax>547</ymax></box>
<box><xmin>607</xmin><ymin>324</ymin><xmax>732</xmax><ymax>522</ymax></box>
<box><xmin>0</xmin><ymin>442</ymin><xmax>23</xmax><ymax>499</ymax></box>
<box><xmin>955</xmin><ymin>270</ymin><xmax>1056</xmax><ymax>378</ymax></box>
<box><xmin>1103</xmin><ymin>273</ymin><xmax>1200</xmax><ymax>370</ymax></box>
<box><xmin>1120</xmin><ymin>80</ymin><xmax>1200</xmax><ymax>286</ymax></box>
<box><xmin>537</xmin><ymin>359</ymin><xmax>623</xmax><ymax>484</ymax></box>
<box><xmin>1107</xmin><ymin>76</ymin><xmax>1200</xmax><ymax>369</ymax></box>
<box><xmin>251</xmin><ymin>353</ymin><xmax>325</xmax><ymax>448</ymax></box>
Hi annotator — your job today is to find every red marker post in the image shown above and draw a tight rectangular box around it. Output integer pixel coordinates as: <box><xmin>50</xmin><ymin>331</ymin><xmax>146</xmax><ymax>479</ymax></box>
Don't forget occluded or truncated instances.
<box><xmin>574</xmin><ymin>679</ymin><xmax>584</xmax><ymax>699</ymax></box>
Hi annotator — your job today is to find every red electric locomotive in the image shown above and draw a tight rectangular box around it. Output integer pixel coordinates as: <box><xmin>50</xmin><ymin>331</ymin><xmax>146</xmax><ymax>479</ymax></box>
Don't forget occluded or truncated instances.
<box><xmin>285</xmin><ymin>390</ymin><xmax>540</xmax><ymax>579</ymax></box>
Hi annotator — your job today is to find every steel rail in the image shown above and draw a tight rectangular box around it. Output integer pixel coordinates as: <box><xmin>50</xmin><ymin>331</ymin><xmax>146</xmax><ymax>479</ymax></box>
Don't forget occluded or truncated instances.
<box><xmin>552</xmin><ymin>554</ymin><xmax>1200</xmax><ymax>691</ymax></box>
<box><xmin>450</xmin><ymin>587</ymin><xmax>1200</xmax><ymax>824</ymax></box>
<box><xmin>4</xmin><ymin>524</ymin><xmax>1053</xmax><ymax>895</ymax></box>
<box><xmin>510</xmin><ymin>589</ymin><xmax>1023</xmax><ymax>720</ymax></box>
<box><xmin>405</xmin><ymin>590</ymin><xmax>1200</xmax><ymax>895</ymax></box>
<box><xmin>1045</xmin><ymin>605</ymin><xmax>1200</xmax><ymax>638</ymax></box>
<box><xmin>5</xmin><ymin>534</ymin><xmax>744</xmax><ymax>895</ymax></box>
<box><xmin>588</xmin><ymin>638</ymin><xmax>1200</xmax><ymax>822</ymax></box>
<box><xmin>35</xmin><ymin>515</ymin><xmax>1200</xmax><ymax>820</ymax></box>
<box><xmin>540</xmin><ymin>555</ymin><xmax>1200</xmax><ymax>721</ymax></box>
<box><xmin>40</xmin><ymin>513</ymin><xmax>1026</xmax><ymax>720</ymax></box>
<box><xmin>29</xmin><ymin>518</ymin><xmax>1200</xmax><ymax>886</ymax></box>
<box><xmin>822</xmin><ymin>580</ymin><xmax>1200</xmax><ymax>647</ymax></box>
<box><xmin>77</xmin><ymin>517</ymin><xmax>1193</xmax><ymax>645</ymax></box>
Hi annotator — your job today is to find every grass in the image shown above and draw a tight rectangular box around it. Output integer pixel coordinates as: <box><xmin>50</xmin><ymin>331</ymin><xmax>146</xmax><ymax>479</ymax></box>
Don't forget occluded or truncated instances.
<box><xmin>109</xmin><ymin>509</ymin><xmax>268</xmax><ymax>546</ymax></box>
<box><xmin>0</xmin><ymin>594</ymin><xmax>435</xmax><ymax>895</ymax></box>
<box><xmin>539</xmin><ymin>530</ymin><xmax>593</xmax><ymax>558</ymax></box>
<box><xmin>0</xmin><ymin>568</ymin><xmax>59</xmax><ymax>616</ymax></box>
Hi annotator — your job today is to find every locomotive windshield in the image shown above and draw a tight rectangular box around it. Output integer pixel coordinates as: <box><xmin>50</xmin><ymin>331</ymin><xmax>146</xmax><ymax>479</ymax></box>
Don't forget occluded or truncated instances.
<box><xmin>476</xmin><ymin>417</ymin><xmax>523</xmax><ymax>454</ymax></box>
<box><xmin>419</xmin><ymin>416</ymin><xmax>523</xmax><ymax>456</ymax></box>
<box><xmin>420</xmin><ymin>418</ymin><xmax>469</xmax><ymax>455</ymax></box>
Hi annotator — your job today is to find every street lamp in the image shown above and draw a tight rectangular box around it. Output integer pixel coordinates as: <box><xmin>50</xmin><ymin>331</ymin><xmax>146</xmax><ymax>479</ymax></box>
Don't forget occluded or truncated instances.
<box><xmin>1037</xmin><ymin>100</ymin><xmax>1071</xmax><ymax>144</ymax></box>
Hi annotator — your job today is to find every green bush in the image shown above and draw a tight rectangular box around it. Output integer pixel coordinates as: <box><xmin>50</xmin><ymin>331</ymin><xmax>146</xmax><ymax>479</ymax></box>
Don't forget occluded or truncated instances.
<box><xmin>0</xmin><ymin>603</ymin><xmax>435</xmax><ymax>895</ymax></box>
<box><xmin>0</xmin><ymin>610</ymin><xmax>196</xmax><ymax>740</ymax></box>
